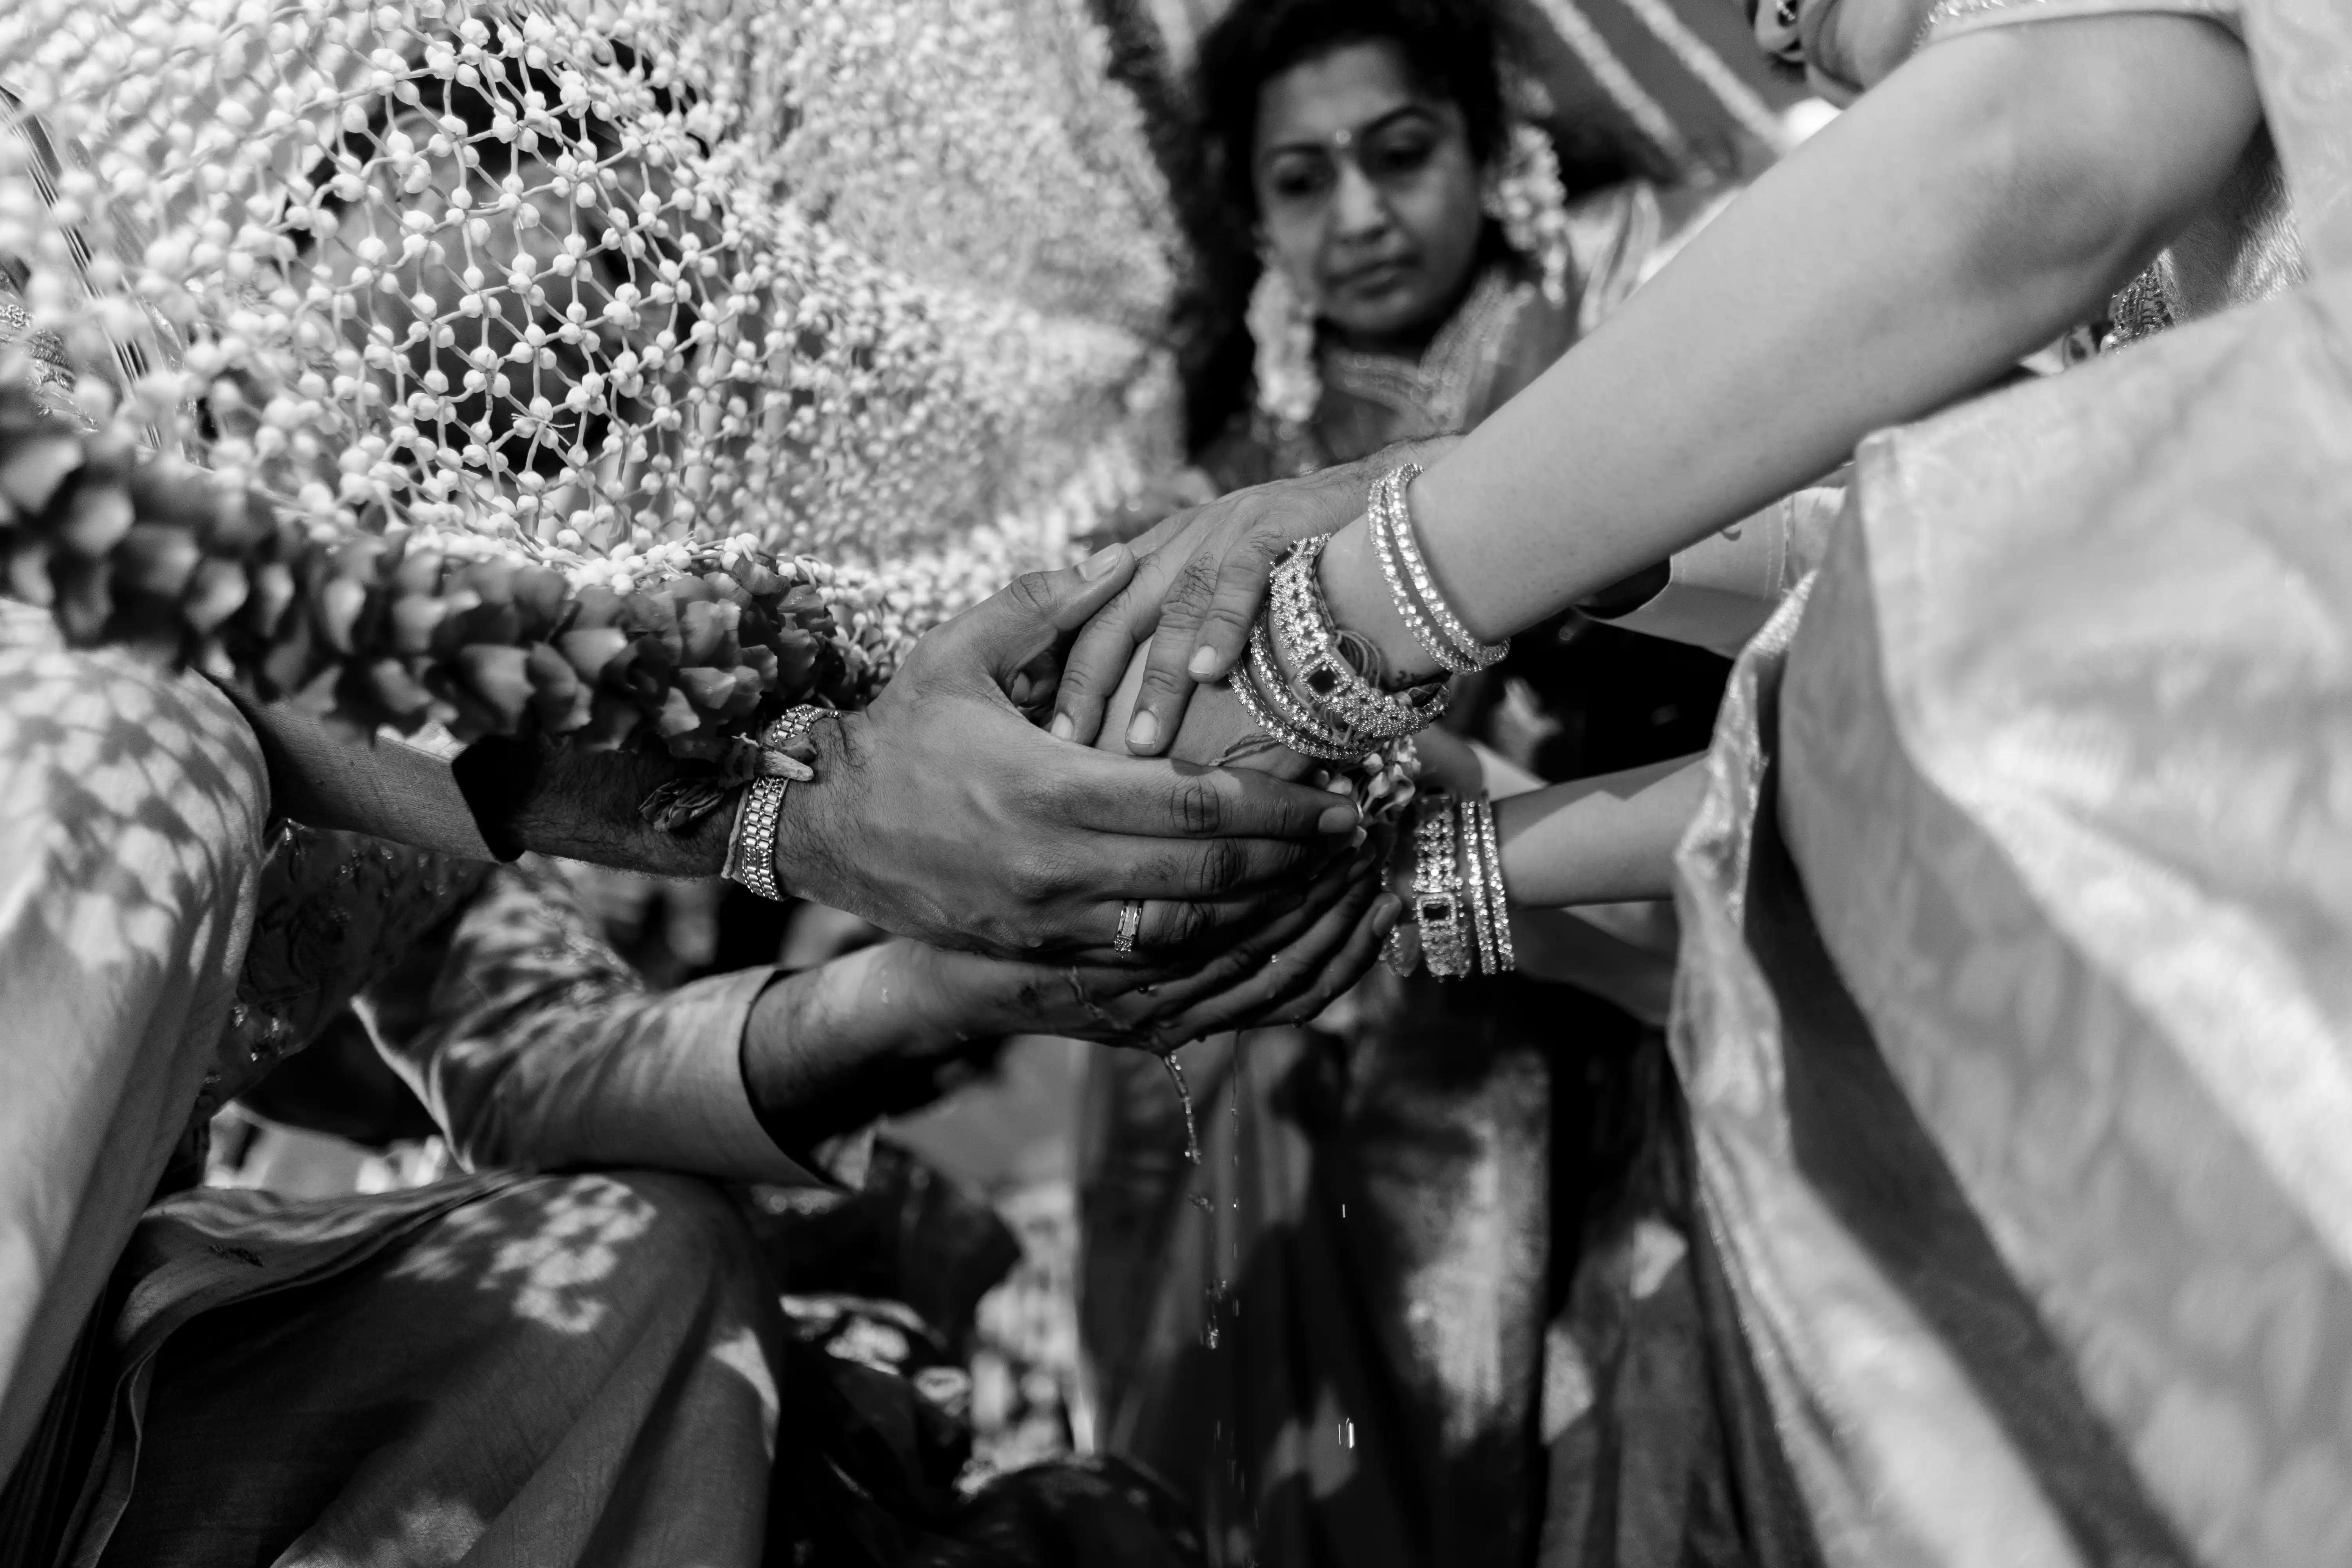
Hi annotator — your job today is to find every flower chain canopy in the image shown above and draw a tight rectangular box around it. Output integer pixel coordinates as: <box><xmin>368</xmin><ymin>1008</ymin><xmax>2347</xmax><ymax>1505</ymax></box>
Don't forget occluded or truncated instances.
<box><xmin>0</xmin><ymin>0</ymin><xmax>1183</xmax><ymax>756</ymax></box>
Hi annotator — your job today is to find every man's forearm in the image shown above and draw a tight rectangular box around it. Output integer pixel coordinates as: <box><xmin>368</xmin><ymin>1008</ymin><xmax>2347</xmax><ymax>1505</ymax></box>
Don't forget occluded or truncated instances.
<box><xmin>738</xmin><ymin>942</ymin><xmax>995</xmax><ymax>1154</ymax></box>
<box><xmin>1327</xmin><ymin>15</ymin><xmax>2263</xmax><ymax>670</ymax></box>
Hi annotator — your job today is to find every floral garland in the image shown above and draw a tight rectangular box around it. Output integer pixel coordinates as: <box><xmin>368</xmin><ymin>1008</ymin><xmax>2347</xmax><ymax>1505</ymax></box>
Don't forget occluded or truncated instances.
<box><xmin>1249</xmin><ymin>118</ymin><xmax>1574</xmax><ymax>431</ymax></box>
<box><xmin>0</xmin><ymin>0</ymin><xmax>1187</xmax><ymax>757</ymax></box>
<box><xmin>0</xmin><ymin>378</ymin><xmax>897</xmax><ymax>756</ymax></box>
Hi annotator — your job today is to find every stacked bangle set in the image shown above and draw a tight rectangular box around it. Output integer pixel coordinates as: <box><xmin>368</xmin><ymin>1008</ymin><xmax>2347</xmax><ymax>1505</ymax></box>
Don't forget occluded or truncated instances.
<box><xmin>1404</xmin><ymin>791</ymin><xmax>1516</xmax><ymax>980</ymax></box>
<box><xmin>724</xmin><ymin>704</ymin><xmax>829</xmax><ymax>901</ymax></box>
<box><xmin>1231</xmin><ymin>464</ymin><xmax>1516</xmax><ymax>976</ymax></box>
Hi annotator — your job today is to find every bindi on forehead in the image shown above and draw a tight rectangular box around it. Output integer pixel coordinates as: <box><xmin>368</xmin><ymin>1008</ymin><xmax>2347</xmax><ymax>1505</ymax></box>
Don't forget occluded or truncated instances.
<box><xmin>1255</xmin><ymin>40</ymin><xmax>1442</xmax><ymax>159</ymax></box>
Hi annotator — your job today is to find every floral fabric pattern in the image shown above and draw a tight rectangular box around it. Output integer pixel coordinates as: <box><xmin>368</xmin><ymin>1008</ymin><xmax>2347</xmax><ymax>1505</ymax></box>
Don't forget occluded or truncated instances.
<box><xmin>0</xmin><ymin>603</ymin><xmax>268</xmax><ymax>1481</ymax></box>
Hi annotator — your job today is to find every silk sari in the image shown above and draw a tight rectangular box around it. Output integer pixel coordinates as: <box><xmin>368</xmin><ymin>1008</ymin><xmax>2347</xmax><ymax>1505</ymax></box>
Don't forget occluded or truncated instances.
<box><xmin>1673</xmin><ymin>3</ymin><xmax>2352</xmax><ymax>1563</ymax></box>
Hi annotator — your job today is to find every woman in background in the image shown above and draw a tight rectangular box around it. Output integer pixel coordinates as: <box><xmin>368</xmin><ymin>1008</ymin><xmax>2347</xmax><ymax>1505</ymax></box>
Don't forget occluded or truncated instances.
<box><xmin>1077</xmin><ymin>5</ymin><xmax>1760</xmax><ymax>1563</ymax></box>
<box><xmin>1076</xmin><ymin>0</ymin><xmax>2352</xmax><ymax>1561</ymax></box>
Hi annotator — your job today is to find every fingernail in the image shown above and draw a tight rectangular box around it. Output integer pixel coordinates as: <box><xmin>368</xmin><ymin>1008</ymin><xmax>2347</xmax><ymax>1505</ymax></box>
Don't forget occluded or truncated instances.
<box><xmin>1188</xmin><ymin>645</ymin><xmax>1219</xmax><ymax>678</ymax></box>
<box><xmin>1125</xmin><ymin>711</ymin><xmax>1158</xmax><ymax>751</ymax></box>
<box><xmin>1317</xmin><ymin>803</ymin><xmax>1357</xmax><ymax>835</ymax></box>
<box><xmin>1048</xmin><ymin>713</ymin><xmax>1074</xmax><ymax>742</ymax></box>
<box><xmin>1079</xmin><ymin>543</ymin><xmax>1127</xmax><ymax>580</ymax></box>
<box><xmin>1372</xmin><ymin>893</ymin><xmax>1403</xmax><ymax>934</ymax></box>
<box><xmin>1351</xmin><ymin>825</ymin><xmax>1367</xmax><ymax>849</ymax></box>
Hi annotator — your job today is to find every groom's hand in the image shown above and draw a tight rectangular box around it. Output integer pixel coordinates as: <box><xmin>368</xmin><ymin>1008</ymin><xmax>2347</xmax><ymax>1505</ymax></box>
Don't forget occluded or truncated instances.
<box><xmin>771</xmin><ymin>546</ymin><xmax>1361</xmax><ymax>960</ymax></box>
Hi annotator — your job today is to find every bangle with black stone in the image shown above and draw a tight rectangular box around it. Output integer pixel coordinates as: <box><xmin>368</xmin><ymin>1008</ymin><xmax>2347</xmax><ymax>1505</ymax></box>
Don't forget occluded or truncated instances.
<box><xmin>1267</xmin><ymin>534</ymin><xmax>1448</xmax><ymax>743</ymax></box>
<box><xmin>1412</xmin><ymin>793</ymin><xmax>1471</xmax><ymax>980</ymax></box>
<box><xmin>1229</xmin><ymin>630</ymin><xmax>1359</xmax><ymax>761</ymax></box>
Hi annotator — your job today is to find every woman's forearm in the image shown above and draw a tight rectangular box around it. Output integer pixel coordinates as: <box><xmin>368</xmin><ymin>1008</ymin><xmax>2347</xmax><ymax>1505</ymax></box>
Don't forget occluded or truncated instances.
<box><xmin>1325</xmin><ymin>15</ymin><xmax>2262</xmax><ymax>674</ymax></box>
<box><xmin>1492</xmin><ymin>755</ymin><xmax>1709</xmax><ymax>906</ymax></box>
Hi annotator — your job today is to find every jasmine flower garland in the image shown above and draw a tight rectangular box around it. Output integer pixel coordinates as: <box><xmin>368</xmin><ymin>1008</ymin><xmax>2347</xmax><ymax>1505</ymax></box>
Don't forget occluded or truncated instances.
<box><xmin>0</xmin><ymin>0</ymin><xmax>1187</xmax><ymax>752</ymax></box>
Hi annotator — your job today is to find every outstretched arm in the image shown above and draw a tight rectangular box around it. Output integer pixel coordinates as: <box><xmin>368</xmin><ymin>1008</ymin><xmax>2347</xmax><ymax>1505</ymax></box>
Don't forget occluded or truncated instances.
<box><xmin>1104</xmin><ymin>10</ymin><xmax>2263</xmax><ymax>747</ymax></box>
<box><xmin>365</xmin><ymin>848</ymin><xmax>1399</xmax><ymax>1183</ymax></box>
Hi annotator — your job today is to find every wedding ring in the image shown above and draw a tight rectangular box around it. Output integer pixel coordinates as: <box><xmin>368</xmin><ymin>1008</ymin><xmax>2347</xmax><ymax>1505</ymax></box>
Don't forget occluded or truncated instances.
<box><xmin>1113</xmin><ymin>899</ymin><xmax>1144</xmax><ymax>954</ymax></box>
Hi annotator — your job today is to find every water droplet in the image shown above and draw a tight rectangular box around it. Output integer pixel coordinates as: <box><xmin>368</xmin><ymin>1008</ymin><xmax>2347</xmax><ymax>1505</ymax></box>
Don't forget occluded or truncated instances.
<box><xmin>1160</xmin><ymin>1053</ymin><xmax>1210</xmax><ymax>1213</ymax></box>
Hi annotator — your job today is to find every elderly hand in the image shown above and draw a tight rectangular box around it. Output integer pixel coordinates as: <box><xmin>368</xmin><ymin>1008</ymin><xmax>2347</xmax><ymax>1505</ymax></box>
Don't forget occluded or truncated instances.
<box><xmin>763</xmin><ymin>547</ymin><xmax>1361</xmax><ymax>961</ymax></box>
<box><xmin>1049</xmin><ymin>436</ymin><xmax>1459</xmax><ymax>758</ymax></box>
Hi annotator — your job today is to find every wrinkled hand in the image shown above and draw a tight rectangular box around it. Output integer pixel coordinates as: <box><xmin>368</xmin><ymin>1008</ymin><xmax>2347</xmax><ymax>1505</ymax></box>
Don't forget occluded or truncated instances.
<box><xmin>1051</xmin><ymin>436</ymin><xmax>1459</xmax><ymax>757</ymax></box>
<box><xmin>771</xmin><ymin>547</ymin><xmax>1361</xmax><ymax>961</ymax></box>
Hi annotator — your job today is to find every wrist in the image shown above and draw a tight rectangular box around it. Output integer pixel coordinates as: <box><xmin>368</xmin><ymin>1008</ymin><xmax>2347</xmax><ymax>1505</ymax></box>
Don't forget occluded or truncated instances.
<box><xmin>763</xmin><ymin>709</ymin><xmax>857</xmax><ymax>906</ymax></box>
<box><xmin>906</xmin><ymin>942</ymin><xmax>1038</xmax><ymax>1040</ymax></box>
<box><xmin>1318</xmin><ymin>522</ymin><xmax>1444</xmax><ymax>688</ymax></box>
<box><xmin>857</xmin><ymin>940</ymin><xmax>995</xmax><ymax>1054</ymax></box>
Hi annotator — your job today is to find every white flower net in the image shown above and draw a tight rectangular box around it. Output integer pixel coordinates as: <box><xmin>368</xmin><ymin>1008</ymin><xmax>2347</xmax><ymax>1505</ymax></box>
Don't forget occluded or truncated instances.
<box><xmin>0</xmin><ymin>0</ymin><xmax>1183</xmax><ymax>614</ymax></box>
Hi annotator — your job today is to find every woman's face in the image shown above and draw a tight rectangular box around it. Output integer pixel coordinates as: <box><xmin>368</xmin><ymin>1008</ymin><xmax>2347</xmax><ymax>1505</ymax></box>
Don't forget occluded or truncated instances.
<box><xmin>1252</xmin><ymin>41</ymin><xmax>1486</xmax><ymax>347</ymax></box>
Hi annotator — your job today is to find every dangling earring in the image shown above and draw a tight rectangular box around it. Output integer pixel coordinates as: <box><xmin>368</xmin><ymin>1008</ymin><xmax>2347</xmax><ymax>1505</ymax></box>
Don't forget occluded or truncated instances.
<box><xmin>1484</xmin><ymin>121</ymin><xmax>1574</xmax><ymax>308</ymax></box>
<box><xmin>1247</xmin><ymin>255</ymin><xmax>1320</xmax><ymax>430</ymax></box>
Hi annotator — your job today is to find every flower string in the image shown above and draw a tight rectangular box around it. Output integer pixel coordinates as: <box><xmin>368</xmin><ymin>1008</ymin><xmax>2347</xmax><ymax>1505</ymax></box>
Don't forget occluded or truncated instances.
<box><xmin>0</xmin><ymin>376</ymin><xmax>899</xmax><ymax>756</ymax></box>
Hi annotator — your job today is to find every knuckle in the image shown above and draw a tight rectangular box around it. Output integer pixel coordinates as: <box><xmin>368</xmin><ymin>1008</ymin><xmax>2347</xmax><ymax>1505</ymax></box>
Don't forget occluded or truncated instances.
<box><xmin>1005</xmin><ymin>848</ymin><xmax>1069</xmax><ymax>906</ymax></box>
<box><xmin>1241</xmin><ymin>526</ymin><xmax>1291</xmax><ymax>564</ymax></box>
<box><xmin>1164</xmin><ymin>550</ymin><xmax>1221</xmax><ymax>613</ymax></box>
<box><xmin>1005</xmin><ymin>569</ymin><xmax>1058</xmax><ymax>617</ymax></box>
<box><xmin>1172</xmin><ymin>775</ymin><xmax>1225</xmax><ymax>836</ymax></box>
<box><xmin>1194</xmin><ymin>837</ymin><xmax>1248</xmax><ymax>895</ymax></box>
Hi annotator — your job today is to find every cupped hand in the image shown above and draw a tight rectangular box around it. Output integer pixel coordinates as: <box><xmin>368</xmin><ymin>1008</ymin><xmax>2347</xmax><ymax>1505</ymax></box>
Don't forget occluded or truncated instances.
<box><xmin>771</xmin><ymin>547</ymin><xmax>1361</xmax><ymax>961</ymax></box>
<box><xmin>1050</xmin><ymin>436</ymin><xmax>1459</xmax><ymax>757</ymax></box>
<box><xmin>919</xmin><ymin>831</ymin><xmax>1402</xmax><ymax>1053</ymax></box>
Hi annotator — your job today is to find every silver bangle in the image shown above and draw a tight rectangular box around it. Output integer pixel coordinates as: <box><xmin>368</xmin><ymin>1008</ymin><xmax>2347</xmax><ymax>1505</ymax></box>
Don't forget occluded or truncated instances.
<box><xmin>726</xmin><ymin>704</ymin><xmax>829</xmax><ymax>902</ymax></box>
<box><xmin>1372</xmin><ymin>465</ymin><xmax>1508</xmax><ymax>674</ymax></box>
<box><xmin>1459</xmin><ymin>797</ymin><xmax>1498</xmax><ymax>977</ymax></box>
<box><xmin>1266</xmin><ymin>535</ymin><xmax>1447</xmax><ymax>745</ymax></box>
<box><xmin>1370</xmin><ymin>465</ymin><xmax>1467</xmax><ymax>677</ymax></box>
<box><xmin>1472</xmin><ymin>794</ymin><xmax>1515</xmax><ymax>974</ymax></box>
<box><xmin>1412</xmin><ymin>793</ymin><xmax>1470</xmax><ymax>980</ymax></box>
<box><xmin>727</xmin><ymin>776</ymin><xmax>790</xmax><ymax>902</ymax></box>
<box><xmin>1245</xmin><ymin>620</ymin><xmax>1362</xmax><ymax>759</ymax></box>
<box><xmin>1231</xmin><ymin>623</ymin><xmax>1362</xmax><ymax>761</ymax></box>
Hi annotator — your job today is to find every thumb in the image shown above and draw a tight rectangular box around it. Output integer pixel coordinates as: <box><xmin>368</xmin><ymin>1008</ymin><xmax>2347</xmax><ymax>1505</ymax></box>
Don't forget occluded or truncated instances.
<box><xmin>942</xmin><ymin>543</ymin><xmax>1137</xmax><ymax>684</ymax></box>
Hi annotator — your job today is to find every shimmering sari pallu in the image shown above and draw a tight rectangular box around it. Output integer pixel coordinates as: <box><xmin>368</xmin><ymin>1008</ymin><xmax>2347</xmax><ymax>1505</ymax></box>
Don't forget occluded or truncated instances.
<box><xmin>1673</xmin><ymin>2</ymin><xmax>2352</xmax><ymax>1561</ymax></box>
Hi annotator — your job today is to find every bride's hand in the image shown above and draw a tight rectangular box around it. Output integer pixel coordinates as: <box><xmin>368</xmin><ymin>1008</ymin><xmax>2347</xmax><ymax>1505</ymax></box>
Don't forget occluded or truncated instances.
<box><xmin>1050</xmin><ymin>436</ymin><xmax>1459</xmax><ymax>757</ymax></box>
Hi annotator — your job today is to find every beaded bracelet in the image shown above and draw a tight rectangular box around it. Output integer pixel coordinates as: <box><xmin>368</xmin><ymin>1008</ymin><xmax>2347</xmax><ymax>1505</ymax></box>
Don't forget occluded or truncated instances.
<box><xmin>724</xmin><ymin>704</ymin><xmax>829</xmax><ymax>902</ymax></box>
<box><xmin>1370</xmin><ymin>465</ymin><xmax>1508</xmax><ymax>674</ymax></box>
<box><xmin>728</xmin><ymin>777</ymin><xmax>791</xmax><ymax>901</ymax></box>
